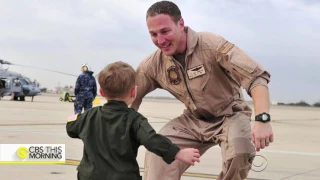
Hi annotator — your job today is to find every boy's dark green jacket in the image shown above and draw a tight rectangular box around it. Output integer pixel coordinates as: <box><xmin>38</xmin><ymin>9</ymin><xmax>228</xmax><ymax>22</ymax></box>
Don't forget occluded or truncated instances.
<box><xmin>66</xmin><ymin>100</ymin><xmax>180</xmax><ymax>180</ymax></box>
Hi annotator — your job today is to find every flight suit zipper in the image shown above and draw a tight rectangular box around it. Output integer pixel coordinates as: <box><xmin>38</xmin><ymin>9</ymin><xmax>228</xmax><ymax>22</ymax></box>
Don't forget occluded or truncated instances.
<box><xmin>172</xmin><ymin>57</ymin><xmax>197</xmax><ymax>110</ymax></box>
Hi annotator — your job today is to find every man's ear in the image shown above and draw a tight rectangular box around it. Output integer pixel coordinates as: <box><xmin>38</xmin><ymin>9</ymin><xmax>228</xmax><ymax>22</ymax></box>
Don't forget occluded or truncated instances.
<box><xmin>178</xmin><ymin>18</ymin><xmax>184</xmax><ymax>29</ymax></box>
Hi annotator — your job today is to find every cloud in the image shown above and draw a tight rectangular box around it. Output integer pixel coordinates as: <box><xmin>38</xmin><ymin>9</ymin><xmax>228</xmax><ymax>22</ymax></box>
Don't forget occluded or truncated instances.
<box><xmin>0</xmin><ymin>0</ymin><xmax>319</xmax><ymax>104</ymax></box>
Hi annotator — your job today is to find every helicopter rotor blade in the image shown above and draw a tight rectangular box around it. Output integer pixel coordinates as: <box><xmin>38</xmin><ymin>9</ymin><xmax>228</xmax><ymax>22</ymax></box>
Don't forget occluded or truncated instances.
<box><xmin>0</xmin><ymin>59</ymin><xmax>12</xmax><ymax>65</ymax></box>
<box><xmin>12</xmin><ymin>64</ymin><xmax>78</xmax><ymax>77</ymax></box>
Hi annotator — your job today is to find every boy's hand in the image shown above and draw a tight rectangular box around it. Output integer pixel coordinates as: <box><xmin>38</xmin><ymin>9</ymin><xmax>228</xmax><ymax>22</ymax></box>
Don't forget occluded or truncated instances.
<box><xmin>175</xmin><ymin>148</ymin><xmax>200</xmax><ymax>166</ymax></box>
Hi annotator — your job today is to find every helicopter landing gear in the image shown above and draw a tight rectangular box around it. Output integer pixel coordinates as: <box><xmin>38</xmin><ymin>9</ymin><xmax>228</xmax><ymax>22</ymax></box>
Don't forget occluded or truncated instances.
<box><xmin>12</xmin><ymin>96</ymin><xmax>25</xmax><ymax>101</ymax></box>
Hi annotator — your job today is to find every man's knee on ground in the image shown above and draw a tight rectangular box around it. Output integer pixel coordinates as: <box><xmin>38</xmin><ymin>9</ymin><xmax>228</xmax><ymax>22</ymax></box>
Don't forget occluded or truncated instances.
<box><xmin>222</xmin><ymin>136</ymin><xmax>255</xmax><ymax>173</ymax></box>
<box><xmin>221</xmin><ymin>154</ymin><xmax>254</xmax><ymax>179</ymax></box>
<box><xmin>229</xmin><ymin>154</ymin><xmax>254</xmax><ymax>169</ymax></box>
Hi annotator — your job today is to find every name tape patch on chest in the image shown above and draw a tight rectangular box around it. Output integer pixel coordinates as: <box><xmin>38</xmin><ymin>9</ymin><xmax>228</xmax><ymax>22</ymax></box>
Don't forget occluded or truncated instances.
<box><xmin>187</xmin><ymin>65</ymin><xmax>206</xmax><ymax>79</ymax></box>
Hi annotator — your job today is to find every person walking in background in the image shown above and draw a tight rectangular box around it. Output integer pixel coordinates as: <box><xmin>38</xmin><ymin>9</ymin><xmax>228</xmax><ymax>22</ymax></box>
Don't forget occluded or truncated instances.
<box><xmin>74</xmin><ymin>63</ymin><xmax>97</xmax><ymax>114</ymax></box>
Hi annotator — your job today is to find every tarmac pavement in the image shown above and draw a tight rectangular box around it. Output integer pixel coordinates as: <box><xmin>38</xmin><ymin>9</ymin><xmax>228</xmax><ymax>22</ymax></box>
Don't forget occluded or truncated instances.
<box><xmin>0</xmin><ymin>94</ymin><xmax>319</xmax><ymax>180</ymax></box>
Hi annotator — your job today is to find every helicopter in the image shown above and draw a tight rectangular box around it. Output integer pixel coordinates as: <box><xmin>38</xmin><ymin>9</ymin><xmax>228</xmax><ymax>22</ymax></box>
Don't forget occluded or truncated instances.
<box><xmin>0</xmin><ymin>59</ymin><xmax>85</xmax><ymax>102</ymax></box>
<box><xmin>0</xmin><ymin>59</ymin><xmax>41</xmax><ymax>102</ymax></box>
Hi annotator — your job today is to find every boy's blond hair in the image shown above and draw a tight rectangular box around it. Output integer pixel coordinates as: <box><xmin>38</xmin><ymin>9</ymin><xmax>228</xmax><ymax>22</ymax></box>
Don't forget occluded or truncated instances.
<box><xmin>98</xmin><ymin>61</ymin><xmax>136</xmax><ymax>99</ymax></box>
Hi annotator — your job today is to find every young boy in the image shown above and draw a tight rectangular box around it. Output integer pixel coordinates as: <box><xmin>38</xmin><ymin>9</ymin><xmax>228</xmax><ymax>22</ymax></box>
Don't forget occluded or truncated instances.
<box><xmin>66</xmin><ymin>61</ymin><xmax>200</xmax><ymax>180</ymax></box>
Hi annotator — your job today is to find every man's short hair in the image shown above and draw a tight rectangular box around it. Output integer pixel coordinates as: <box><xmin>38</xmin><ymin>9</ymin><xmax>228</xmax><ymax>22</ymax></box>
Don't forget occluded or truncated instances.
<box><xmin>146</xmin><ymin>1</ymin><xmax>182</xmax><ymax>23</ymax></box>
<box><xmin>98</xmin><ymin>61</ymin><xmax>136</xmax><ymax>99</ymax></box>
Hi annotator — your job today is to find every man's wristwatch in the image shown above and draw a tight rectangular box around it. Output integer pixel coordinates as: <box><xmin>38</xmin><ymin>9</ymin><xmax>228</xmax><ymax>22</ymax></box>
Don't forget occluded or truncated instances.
<box><xmin>255</xmin><ymin>112</ymin><xmax>271</xmax><ymax>123</ymax></box>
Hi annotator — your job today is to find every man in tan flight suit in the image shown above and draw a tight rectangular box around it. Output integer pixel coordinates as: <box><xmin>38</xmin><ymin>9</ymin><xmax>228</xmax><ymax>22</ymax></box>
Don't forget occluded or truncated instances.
<box><xmin>131</xmin><ymin>1</ymin><xmax>274</xmax><ymax>180</ymax></box>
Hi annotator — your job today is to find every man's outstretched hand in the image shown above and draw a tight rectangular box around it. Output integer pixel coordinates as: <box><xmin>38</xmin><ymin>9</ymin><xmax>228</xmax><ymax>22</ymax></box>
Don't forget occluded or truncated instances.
<box><xmin>252</xmin><ymin>121</ymin><xmax>274</xmax><ymax>151</ymax></box>
<box><xmin>175</xmin><ymin>148</ymin><xmax>200</xmax><ymax>166</ymax></box>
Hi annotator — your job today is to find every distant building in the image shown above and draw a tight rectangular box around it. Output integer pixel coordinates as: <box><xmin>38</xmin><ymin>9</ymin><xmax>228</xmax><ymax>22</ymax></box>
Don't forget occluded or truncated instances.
<box><xmin>270</xmin><ymin>100</ymin><xmax>278</xmax><ymax>105</ymax></box>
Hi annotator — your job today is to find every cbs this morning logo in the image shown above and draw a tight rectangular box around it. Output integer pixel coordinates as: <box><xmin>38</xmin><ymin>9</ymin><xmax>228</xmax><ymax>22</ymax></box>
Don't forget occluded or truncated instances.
<box><xmin>16</xmin><ymin>145</ymin><xmax>63</xmax><ymax>160</ymax></box>
<box><xmin>0</xmin><ymin>144</ymin><xmax>65</xmax><ymax>164</ymax></box>
<box><xmin>16</xmin><ymin>146</ymin><xmax>29</xmax><ymax>159</ymax></box>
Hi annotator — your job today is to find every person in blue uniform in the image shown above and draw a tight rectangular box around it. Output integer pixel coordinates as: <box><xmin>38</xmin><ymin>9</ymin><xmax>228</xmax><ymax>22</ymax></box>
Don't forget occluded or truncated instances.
<box><xmin>74</xmin><ymin>63</ymin><xmax>97</xmax><ymax>114</ymax></box>
<box><xmin>10</xmin><ymin>77</ymin><xmax>22</xmax><ymax>101</ymax></box>
<box><xmin>66</xmin><ymin>61</ymin><xmax>200</xmax><ymax>180</ymax></box>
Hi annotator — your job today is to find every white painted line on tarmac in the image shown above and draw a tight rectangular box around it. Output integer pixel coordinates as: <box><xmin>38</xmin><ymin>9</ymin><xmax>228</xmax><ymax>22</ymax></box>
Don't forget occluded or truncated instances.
<box><xmin>261</xmin><ymin>149</ymin><xmax>320</xmax><ymax>157</ymax></box>
<box><xmin>1</xmin><ymin>128</ymin><xmax>319</xmax><ymax>157</ymax></box>
<box><xmin>210</xmin><ymin>146</ymin><xmax>320</xmax><ymax>156</ymax></box>
<box><xmin>0</xmin><ymin>128</ymin><xmax>66</xmax><ymax>136</ymax></box>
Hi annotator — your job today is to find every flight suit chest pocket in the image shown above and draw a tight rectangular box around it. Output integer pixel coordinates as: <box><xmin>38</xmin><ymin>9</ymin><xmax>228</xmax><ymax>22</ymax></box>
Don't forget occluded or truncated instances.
<box><xmin>187</xmin><ymin>63</ymin><xmax>211</xmax><ymax>92</ymax></box>
<box><xmin>200</xmin><ymin>63</ymin><xmax>233</xmax><ymax>114</ymax></box>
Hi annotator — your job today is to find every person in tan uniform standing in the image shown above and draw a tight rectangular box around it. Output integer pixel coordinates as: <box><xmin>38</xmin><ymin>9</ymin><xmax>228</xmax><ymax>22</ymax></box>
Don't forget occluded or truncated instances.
<box><xmin>131</xmin><ymin>1</ymin><xmax>274</xmax><ymax>180</ymax></box>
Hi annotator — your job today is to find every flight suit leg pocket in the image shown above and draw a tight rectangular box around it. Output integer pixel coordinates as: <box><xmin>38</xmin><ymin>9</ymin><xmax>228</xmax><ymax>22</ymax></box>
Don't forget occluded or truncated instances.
<box><xmin>158</xmin><ymin>121</ymin><xmax>193</xmax><ymax>141</ymax></box>
<box><xmin>158</xmin><ymin>117</ymin><xmax>199</xmax><ymax>143</ymax></box>
<box><xmin>171</xmin><ymin>125</ymin><xmax>197</xmax><ymax>140</ymax></box>
<box><xmin>224</xmin><ymin>113</ymin><xmax>254</xmax><ymax>161</ymax></box>
<box><xmin>140</xmin><ymin>121</ymin><xmax>154</xmax><ymax>134</ymax></box>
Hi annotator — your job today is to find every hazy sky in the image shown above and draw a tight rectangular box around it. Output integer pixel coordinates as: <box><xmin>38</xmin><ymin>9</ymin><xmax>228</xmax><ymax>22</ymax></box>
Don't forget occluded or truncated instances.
<box><xmin>0</xmin><ymin>0</ymin><xmax>319</xmax><ymax>104</ymax></box>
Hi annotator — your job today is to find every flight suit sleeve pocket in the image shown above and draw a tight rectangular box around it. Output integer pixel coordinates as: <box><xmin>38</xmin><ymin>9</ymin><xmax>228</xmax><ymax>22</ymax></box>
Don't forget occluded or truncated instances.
<box><xmin>140</xmin><ymin>120</ymin><xmax>154</xmax><ymax>134</ymax></box>
<box><xmin>230</xmin><ymin>52</ymin><xmax>257</xmax><ymax>74</ymax></box>
<box><xmin>217</xmin><ymin>40</ymin><xmax>257</xmax><ymax>75</ymax></box>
